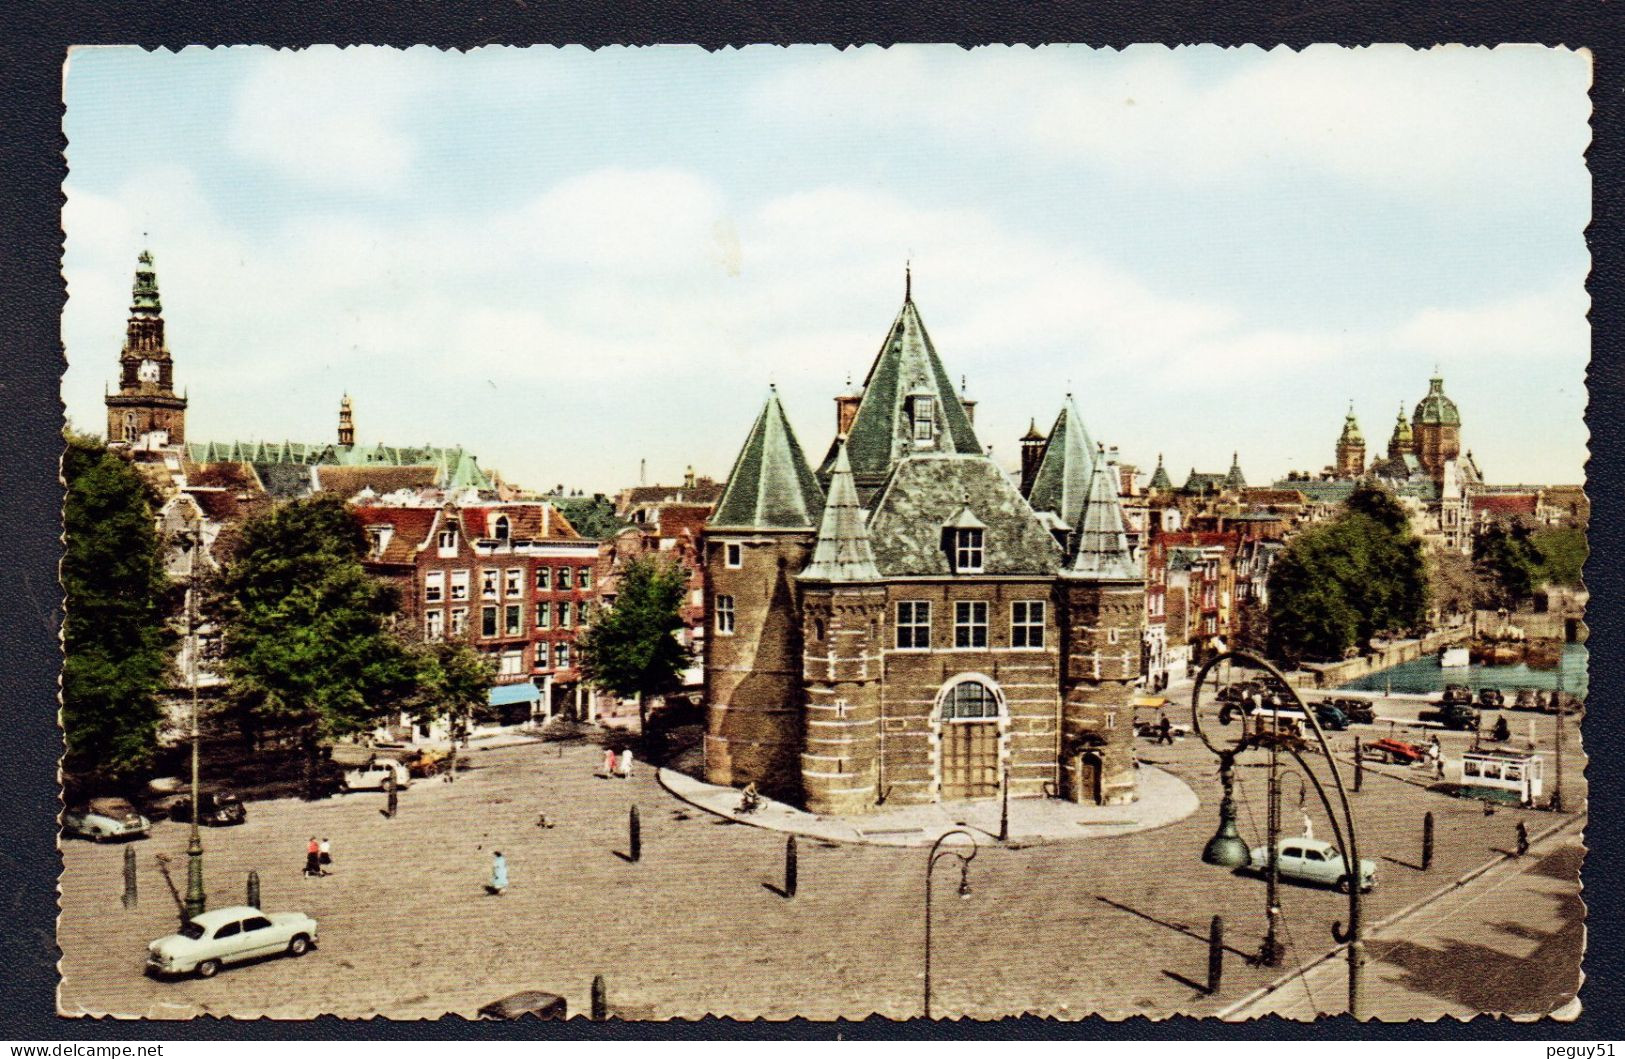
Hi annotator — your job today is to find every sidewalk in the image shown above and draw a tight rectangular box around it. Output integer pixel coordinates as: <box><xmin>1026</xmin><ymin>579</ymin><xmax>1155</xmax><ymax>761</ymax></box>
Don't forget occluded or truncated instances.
<box><xmin>657</xmin><ymin>763</ymin><xmax>1199</xmax><ymax>847</ymax></box>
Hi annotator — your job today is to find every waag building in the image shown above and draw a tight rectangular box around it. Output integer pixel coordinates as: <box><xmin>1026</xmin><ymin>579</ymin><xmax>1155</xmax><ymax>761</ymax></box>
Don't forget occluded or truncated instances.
<box><xmin>702</xmin><ymin>279</ymin><xmax>1146</xmax><ymax>816</ymax></box>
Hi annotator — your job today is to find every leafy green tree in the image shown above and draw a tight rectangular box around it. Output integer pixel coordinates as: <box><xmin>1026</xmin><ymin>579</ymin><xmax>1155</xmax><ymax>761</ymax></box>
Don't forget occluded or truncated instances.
<box><xmin>1426</xmin><ymin>548</ymin><xmax>1478</xmax><ymax>622</ymax></box>
<box><xmin>217</xmin><ymin>495</ymin><xmax>419</xmax><ymax>797</ymax></box>
<box><xmin>408</xmin><ymin>640</ymin><xmax>494</xmax><ymax>744</ymax></box>
<box><xmin>1531</xmin><ymin>526</ymin><xmax>1587</xmax><ymax>588</ymax></box>
<box><xmin>1267</xmin><ymin>483</ymin><xmax>1428</xmax><ymax>662</ymax></box>
<box><xmin>576</xmin><ymin>555</ymin><xmax>690</xmax><ymax>729</ymax></box>
<box><xmin>61</xmin><ymin>433</ymin><xmax>174</xmax><ymax>791</ymax></box>
<box><xmin>1474</xmin><ymin>521</ymin><xmax>1542</xmax><ymax>609</ymax></box>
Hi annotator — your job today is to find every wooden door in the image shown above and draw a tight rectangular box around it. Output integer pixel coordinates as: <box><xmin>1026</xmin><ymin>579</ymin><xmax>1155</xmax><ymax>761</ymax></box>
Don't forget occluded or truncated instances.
<box><xmin>940</xmin><ymin>721</ymin><xmax>1000</xmax><ymax>800</ymax></box>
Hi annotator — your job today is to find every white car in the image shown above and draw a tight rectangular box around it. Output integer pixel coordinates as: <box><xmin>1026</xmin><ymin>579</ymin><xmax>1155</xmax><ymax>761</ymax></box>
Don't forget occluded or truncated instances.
<box><xmin>341</xmin><ymin>759</ymin><xmax>411</xmax><ymax>792</ymax></box>
<box><xmin>63</xmin><ymin>797</ymin><xmax>151</xmax><ymax>842</ymax></box>
<box><xmin>146</xmin><ymin>905</ymin><xmax>319</xmax><ymax>978</ymax></box>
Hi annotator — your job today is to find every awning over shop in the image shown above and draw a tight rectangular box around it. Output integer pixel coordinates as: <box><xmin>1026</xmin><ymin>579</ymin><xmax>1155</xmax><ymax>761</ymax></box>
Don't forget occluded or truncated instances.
<box><xmin>488</xmin><ymin>682</ymin><xmax>541</xmax><ymax>707</ymax></box>
<box><xmin>1132</xmin><ymin>696</ymin><xmax>1169</xmax><ymax>710</ymax></box>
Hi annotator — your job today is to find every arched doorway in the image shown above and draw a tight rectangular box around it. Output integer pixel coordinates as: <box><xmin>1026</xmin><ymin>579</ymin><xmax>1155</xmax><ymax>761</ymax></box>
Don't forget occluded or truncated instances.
<box><xmin>936</xmin><ymin>676</ymin><xmax>1005</xmax><ymax>801</ymax></box>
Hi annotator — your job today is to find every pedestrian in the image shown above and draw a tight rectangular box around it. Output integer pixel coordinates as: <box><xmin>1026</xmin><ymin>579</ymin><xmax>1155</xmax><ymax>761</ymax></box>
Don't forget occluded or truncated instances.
<box><xmin>486</xmin><ymin>850</ymin><xmax>508</xmax><ymax>896</ymax></box>
<box><xmin>304</xmin><ymin>836</ymin><xmax>320</xmax><ymax>877</ymax></box>
<box><xmin>1301</xmin><ymin>811</ymin><xmax>1315</xmax><ymax>841</ymax></box>
<box><xmin>1157</xmin><ymin>712</ymin><xmax>1174</xmax><ymax>745</ymax></box>
<box><xmin>1516</xmin><ymin>820</ymin><xmax>1530</xmax><ymax>857</ymax></box>
<box><xmin>619</xmin><ymin>747</ymin><xmax>635</xmax><ymax>780</ymax></box>
<box><xmin>319</xmin><ymin>837</ymin><xmax>333</xmax><ymax>874</ymax></box>
<box><xmin>1435</xmin><ymin>753</ymin><xmax>1446</xmax><ymax>781</ymax></box>
<box><xmin>603</xmin><ymin>747</ymin><xmax>618</xmax><ymax>778</ymax></box>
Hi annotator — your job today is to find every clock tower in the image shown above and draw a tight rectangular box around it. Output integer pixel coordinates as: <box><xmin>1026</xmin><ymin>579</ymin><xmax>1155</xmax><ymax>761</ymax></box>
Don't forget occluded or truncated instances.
<box><xmin>105</xmin><ymin>249</ymin><xmax>187</xmax><ymax>446</ymax></box>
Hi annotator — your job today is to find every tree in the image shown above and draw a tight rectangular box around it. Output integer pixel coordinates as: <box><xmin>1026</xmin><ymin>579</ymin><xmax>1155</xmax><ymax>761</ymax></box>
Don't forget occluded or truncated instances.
<box><xmin>1426</xmin><ymin>548</ymin><xmax>1478</xmax><ymax>623</ymax></box>
<box><xmin>1474</xmin><ymin>521</ymin><xmax>1542</xmax><ymax>609</ymax></box>
<box><xmin>61</xmin><ymin>433</ymin><xmax>174</xmax><ymax>791</ymax></box>
<box><xmin>1531</xmin><ymin>526</ymin><xmax>1586</xmax><ymax>589</ymax></box>
<box><xmin>576</xmin><ymin>555</ymin><xmax>690</xmax><ymax>730</ymax></box>
<box><xmin>1267</xmin><ymin>483</ymin><xmax>1428</xmax><ymax>663</ymax></box>
<box><xmin>407</xmin><ymin>640</ymin><xmax>494</xmax><ymax>745</ymax></box>
<box><xmin>217</xmin><ymin>495</ymin><xmax>419</xmax><ymax>797</ymax></box>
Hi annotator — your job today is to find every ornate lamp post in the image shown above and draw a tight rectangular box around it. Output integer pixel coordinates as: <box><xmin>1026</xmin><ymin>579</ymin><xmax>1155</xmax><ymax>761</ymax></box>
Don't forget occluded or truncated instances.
<box><xmin>923</xmin><ymin>829</ymin><xmax>977</xmax><ymax>1019</ymax></box>
<box><xmin>1190</xmin><ymin>651</ymin><xmax>1365</xmax><ymax>1017</ymax></box>
<box><xmin>175</xmin><ymin>525</ymin><xmax>207</xmax><ymax>920</ymax></box>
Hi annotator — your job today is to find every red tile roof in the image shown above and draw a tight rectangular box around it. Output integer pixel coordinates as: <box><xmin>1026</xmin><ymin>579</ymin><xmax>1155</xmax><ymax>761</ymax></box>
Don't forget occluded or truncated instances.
<box><xmin>315</xmin><ymin>465</ymin><xmax>440</xmax><ymax>497</ymax></box>
<box><xmin>1472</xmin><ymin>494</ymin><xmax>1538</xmax><ymax>517</ymax></box>
<box><xmin>352</xmin><ymin>506</ymin><xmax>438</xmax><ymax>565</ymax></box>
<box><xmin>457</xmin><ymin>503</ymin><xmax>581</xmax><ymax>542</ymax></box>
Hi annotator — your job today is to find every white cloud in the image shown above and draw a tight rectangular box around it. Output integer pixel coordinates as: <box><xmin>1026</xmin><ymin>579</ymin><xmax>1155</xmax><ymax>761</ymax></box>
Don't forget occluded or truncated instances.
<box><xmin>1389</xmin><ymin>282</ymin><xmax>1591</xmax><ymax>365</ymax></box>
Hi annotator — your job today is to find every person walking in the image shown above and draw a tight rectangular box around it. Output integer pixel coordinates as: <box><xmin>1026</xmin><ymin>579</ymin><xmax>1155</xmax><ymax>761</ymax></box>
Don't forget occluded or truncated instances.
<box><xmin>319</xmin><ymin>837</ymin><xmax>333</xmax><ymax>874</ymax></box>
<box><xmin>618</xmin><ymin>747</ymin><xmax>635</xmax><ymax>780</ymax></box>
<box><xmin>487</xmin><ymin>850</ymin><xmax>508</xmax><ymax>896</ymax></box>
<box><xmin>304</xmin><ymin>836</ymin><xmax>320</xmax><ymax>877</ymax></box>
<box><xmin>1157</xmin><ymin>712</ymin><xmax>1174</xmax><ymax>745</ymax></box>
<box><xmin>603</xmin><ymin>747</ymin><xmax>618</xmax><ymax>778</ymax></box>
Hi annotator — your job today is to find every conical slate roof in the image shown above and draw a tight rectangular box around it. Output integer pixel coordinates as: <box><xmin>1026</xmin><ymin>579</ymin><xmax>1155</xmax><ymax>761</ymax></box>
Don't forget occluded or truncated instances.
<box><xmin>1067</xmin><ymin>447</ymin><xmax>1139</xmax><ymax>582</ymax></box>
<box><xmin>799</xmin><ymin>441</ymin><xmax>879</xmax><ymax>582</ymax></box>
<box><xmin>711</xmin><ymin>389</ymin><xmax>825</xmax><ymax>530</ymax></box>
<box><xmin>1225</xmin><ymin>452</ymin><xmax>1247</xmax><ymax>492</ymax></box>
<box><xmin>1148</xmin><ymin>453</ymin><xmax>1173</xmax><ymax>493</ymax></box>
<box><xmin>1025</xmin><ymin>396</ymin><xmax>1095</xmax><ymax>527</ymax></box>
<box><xmin>820</xmin><ymin>288</ymin><xmax>981</xmax><ymax>484</ymax></box>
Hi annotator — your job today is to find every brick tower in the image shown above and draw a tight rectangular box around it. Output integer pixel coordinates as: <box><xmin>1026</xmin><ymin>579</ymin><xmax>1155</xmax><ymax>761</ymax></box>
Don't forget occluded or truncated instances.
<box><xmin>1334</xmin><ymin>404</ymin><xmax>1365</xmax><ymax>477</ymax></box>
<box><xmin>702</xmin><ymin>388</ymin><xmax>826</xmax><ymax>801</ymax></box>
<box><xmin>1412</xmin><ymin>373</ymin><xmax>1462</xmax><ymax>483</ymax></box>
<box><xmin>105</xmin><ymin>249</ymin><xmax>187</xmax><ymax>446</ymax></box>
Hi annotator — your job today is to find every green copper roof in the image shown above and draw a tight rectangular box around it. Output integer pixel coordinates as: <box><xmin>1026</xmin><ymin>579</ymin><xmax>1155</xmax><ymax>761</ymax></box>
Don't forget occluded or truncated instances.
<box><xmin>1067</xmin><ymin>451</ymin><xmax>1139</xmax><ymax>582</ymax></box>
<box><xmin>1148</xmin><ymin>453</ymin><xmax>1173</xmax><ymax>493</ymax></box>
<box><xmin>1413</xmin><ymin>375</ymin><xmax>1461</xmax><ymax>427</ymax></box>
<box><xmin>1391</xmin><ymin>402</ymin><xmax>1416</xmax><ymax>445</ymax></box>
<box><xmin>1024</xmin><ymin>396</ymin><xmax>1095</xmax><ymax>528</ymax></box>
<box><xmin>821</xmin><ymin>293</ymin><xmax>981</xmax><ymax>486</ymax></box>
<box><xmin>799</xmin><ymin>441</ymin><xmax>880</xmax><ymax>582</ymax></box>
<box><xmin>1225</xmin><ymin>452</ymin><xmax>1247</xmax><ymax>492</ymax></box>
<box><xmin>711</xmin><ymin>390</ymin><xmax>825</xmax><ymax>530</ymax></box>
<box><xmin>1338</xmin><ymin>405</ymin><xmax>1363</xmax><ymax>445</ymax></box>
<box><xmin>131</xmin><ymin>250</ymin><xmax>161</xmax><ymax>314</ymax></box>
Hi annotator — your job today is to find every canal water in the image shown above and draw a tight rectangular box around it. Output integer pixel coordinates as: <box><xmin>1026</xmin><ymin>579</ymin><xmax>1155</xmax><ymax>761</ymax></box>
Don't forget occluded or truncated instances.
<box><xmin>1339</xmin><ymin>642</ymin><xmax>1589</xmax><ymax>697</ymax></box>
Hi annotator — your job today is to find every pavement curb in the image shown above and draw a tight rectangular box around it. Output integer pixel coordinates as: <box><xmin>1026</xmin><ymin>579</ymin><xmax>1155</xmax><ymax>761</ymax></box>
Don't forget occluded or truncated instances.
<box><xmin>1213</xmin><ymin>810</ymin><xmax>1587</xmax><ymax>1020</ymax></box>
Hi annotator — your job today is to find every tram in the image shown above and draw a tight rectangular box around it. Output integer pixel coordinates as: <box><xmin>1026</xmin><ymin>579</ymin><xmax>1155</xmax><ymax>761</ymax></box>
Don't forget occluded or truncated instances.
<box><xmin>1454</xmin><ymin>749</ymin><xmax>1545</xmax><ymax>806</ymax></box>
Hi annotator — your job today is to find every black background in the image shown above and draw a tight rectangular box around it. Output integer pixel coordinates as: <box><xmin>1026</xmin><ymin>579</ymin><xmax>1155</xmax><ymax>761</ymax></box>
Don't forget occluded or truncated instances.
<box><xmin>1</xmin><ymin>0</ymin><xmax>1619</xmax><ymax>1041</ymax></box>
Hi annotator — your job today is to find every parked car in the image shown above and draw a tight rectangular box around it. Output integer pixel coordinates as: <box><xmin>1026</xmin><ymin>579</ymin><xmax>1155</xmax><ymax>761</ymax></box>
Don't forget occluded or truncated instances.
<box><xmin>1478</xmin><ymin>687</ymin><xmax>1505</xmax><ymax>708</ymax></box>
<box><xmin>1247</xmin><ymin>837</ymin><xmax>1376</xmax><ymax>893</ymax></box>
<box><xmin>478</xmin><ymin>991</ymin><xmax>568</xmax><ymax>1020</ymax></box>
<box><xmin>1511</xmin><ymin>688</ymin><xmax>1540</xmax><ymax>712</ymax></box>
<box><xmin>1420</xmin><ymin>701</ymin><xmax>1481</xmax><ymax>731</ymax></box>
<box><xmin>146</xmin><ymin>905</ymin><xmax>318</xmax><ymax>979</ymax></box>
<box><xmin>169</xmin><ymin>791</ymin><xmax>247</xmax><ymax>827</ymax></box>
<box><xmin>1321</xmin><ymin>697</ymin><xmax>1375</xmax><ymax>725</ymax></box>
<box><xmin>1311</xmin><ymin>703</ymin><xmax>1350</xmax><ymax>731</ymax></box>
<box><xmin>62</xmin><ymin>798</ymin><xmax>151</xmax><ymax>842</ymax></box>
<box><xmin>1440</xmin><ymin>684</ymin><xmax>1474</xmax><ymax>706</ymax></box>
<box><xmin>341</xmin><ymin>759</ymin><xmax>411</xmax><ymax>792</ymax></box>
<box><xmin>1366</xmin><ymin>737</ymin><xmax>1427</xmax><ymax>765</ymax></box>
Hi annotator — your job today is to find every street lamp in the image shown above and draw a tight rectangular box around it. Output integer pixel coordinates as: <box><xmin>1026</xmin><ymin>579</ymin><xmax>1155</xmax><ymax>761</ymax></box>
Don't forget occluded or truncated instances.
<box><xmin>1190</xmin><ymin>651</ymin><xmax>1366</xmax><ymax>1018</ymax></box>
<box><xmin>923</xmin><ymin>829</ymin><xmax>977</xmax><ymax>1019</ymax></box>
<box><xmin>175</xmin><ymin>524</ymin><xmax>207</xmax><ymax>920</ymax></box>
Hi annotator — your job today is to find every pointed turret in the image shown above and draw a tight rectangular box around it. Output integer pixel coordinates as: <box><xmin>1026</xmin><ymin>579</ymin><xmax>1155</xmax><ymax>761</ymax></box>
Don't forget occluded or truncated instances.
<box><xmin>800</xmin><ymin>441</ymin><xmax>879</xmax><ymax>582</ymax></box>
<box><xmin>819</xmin><ymin>282</ymin><xmax>982</xmax><ymax>495</ymax></box>
<box><xmin>1025</xmin><ymin>395</ymin><xmax>1096</xmax><ymax>528</ymax></box>
<box><xmin>711</xmin><ymin>388</ymin><xmax>825</xmax><ymax>530</ymax></box>
<box><xmin>1388</xmin><ymin>402</ymin><xmax>1415</xmax><ymax>457</ymax></box>
<box><xmin>1224</xmin><ymin>452</ymin><xmax>1247</xmax><ymax>492</ymax></box>
<box><xmin>1019</xmin><ymin>418</ymin><xmax>1048</xmax><ymax>496</ymax></box>
<box><xmin>1148</xmin><ymin>453</ymin><xmax>1173</xmax><ymax>493</ymax></box>
<box><xmin>1067</xmin><ymin>446</ymin><xmax>1138</xmax><ymax>581</ymax></box>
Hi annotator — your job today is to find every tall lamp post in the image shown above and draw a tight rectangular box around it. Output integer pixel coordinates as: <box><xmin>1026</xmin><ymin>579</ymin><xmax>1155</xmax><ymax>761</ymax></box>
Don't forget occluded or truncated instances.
<box><xmin>923</xmin><ymin>829</ymin><xmax>977</xmax><ymax>1019</ymax></box>
<box><xmin>1190</xmin><ymin>651</ymin><xmax>1365</xmax><ymax>1018</ymax></box>
<box><xmin>176</xmin><ymin>526</ymin><xmax>207</xmax><ymax>920</ymax></box>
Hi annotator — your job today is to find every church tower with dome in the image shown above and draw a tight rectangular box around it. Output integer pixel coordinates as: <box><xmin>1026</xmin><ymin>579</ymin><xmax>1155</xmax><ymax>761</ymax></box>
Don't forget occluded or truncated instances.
<box><xmin>105</xmin><ymin>249</ymin><xmax>188</xmax><ymax>447</ymax></box>
<box><xmin>1411</xmin><ymin>373</ymin><xmax>1461</xmax><ymax>483</ymax></box>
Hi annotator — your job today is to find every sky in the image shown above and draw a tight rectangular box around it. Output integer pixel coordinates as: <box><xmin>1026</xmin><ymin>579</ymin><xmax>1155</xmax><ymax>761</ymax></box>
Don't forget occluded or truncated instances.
<box><xmin>62</xmin><ymin>45</ymin><xmax>1592</xmax><ymax>493</ymax></box>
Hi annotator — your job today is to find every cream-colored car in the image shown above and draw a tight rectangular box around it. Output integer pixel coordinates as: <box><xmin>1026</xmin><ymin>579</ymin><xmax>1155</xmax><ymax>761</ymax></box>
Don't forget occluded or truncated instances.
<box><xmin>146</xmin><ymin>905</ymin><xmax>318</xmax><ymax>978</ymax></box>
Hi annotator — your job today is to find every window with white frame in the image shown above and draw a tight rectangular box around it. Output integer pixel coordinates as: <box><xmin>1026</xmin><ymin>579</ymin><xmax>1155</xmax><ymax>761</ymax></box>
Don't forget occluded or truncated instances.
<box><xmin>536</xmin><ymin>641</ymin><xmax>551</xmax><ymax>669</ymax></box>
<box><xmin>577</xmin><ymin>600</ymin><xmax>591</xmax><ymax>624</ymax></box>
<box><xmin>424</xmin><ymin>571</ymin><xmax>445</xmax><ymax>603</ymax></box>
<box><xmin>535</xmin><ymin>566</ymin><xmax>551</xmax><ymax>591</ymax></box>
<box><xmin>499</xmin><ymin>650</ymin><xmax>524</xmax><ymax>677</ymax></box>
<box><xmin>558</xmin><ymin>566</ymin><xmax>573</xmax><ymax>590</ymax></box>
<box><xmin>481</xmin><ymin>605</ymin><xmax>498</xmax><ymax>638</ymax></box>
<box><xmin>424</xmin><ymin>609</ymin><xmax>444</xmax><ymax>641</ymax></box>
<box><xmin>1107</xmin><ymin>626</ymin><xmax>1120</xmax><ymax>645</ymax></box>
<box><xmin>954</xmin><ymin>528</ymin><xmax>984</xmax><ymax>573</ymax></box>
<box><xmin>578</xmin><ymin>567</ymin><xmax>593</xmax><ymax>590</ymax></box>
<box><xmin>940</xmin><ymin>679</ymin><xmax>999</xmax><ymax>720</ymax></box>
<box><xmin>449</xmin><ymin>607</ymin><xmax>468</xmax><ymax>636</ymax></box>
<box><xmin>555</xmin><ymin>642</ymin><xmax>571</xmax><ymax>669</ymax></box>
<box><xmin>912</xmin><ymin>396</ymin><xmax>935</xmax><ymax>441</ymax></box>
<box><xmin>716</xmin><ymin>594</ymin><xmax>736</xmax><ymax>635</ymax></box>
<box><xmin>557</xmin><ymin>601</ymin><xmax>572</xmax><ymax>628</ymax></box>
<box><xmin>725</xmin><ymin>542</ymin><xmax>742</xmax><ymax>568</ymax></box>
<box><xmin>493</xmin><ymin>516</ymin><xmax>510</xmax><ymax>541</ymax></box>
<box><xmin>450</xmin><ymin>570</ymin><xmax>470</xmax><ymax>601</ymax></box>
<box><xmin>954</xmin><ymin>600</ymin><xmax>989</xmax><ymax>648</ymax></box>
<box><xmin>896</xmin><ymin>601</ymin><xmax>931</xmax><ymax>649</ymax></box>
<box><xmin>480</xmin><ymin>569</ymin><xmax>498</xmax><ymax>600</ymax></box>
<box><xmin>437</xmin><ymin>527</ymin><xmax>458</xmax><ymax>555</ymax></box>
<box><xmin>505</xmin><ymin>604</ymin><xmax>523</xmax><ymax>636</ymax></box>
<box><xmin>505</xmin><ymin>568</ymin><xmax>523</xmax><ymax>597</ymax></box>
<box><xmin>536</xmin><ymin>602</ymin><xmax>551</xmax><ymax>629</ymax></box>
<box><xmin>1011</xmin><ymin>600</ymin><xmax>1045</xmax><ymax>648</ymax></box>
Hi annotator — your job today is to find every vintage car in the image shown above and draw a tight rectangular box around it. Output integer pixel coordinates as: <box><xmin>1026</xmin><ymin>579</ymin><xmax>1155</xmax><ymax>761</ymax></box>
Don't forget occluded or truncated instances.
<box><xmin>1320</xmin><ymin>697</ymin><xmax>1375</xmax><ymax>725</ymax></box>
<box><xmin>146</xmin><ymin>905</ymin><xmax>318</xmax><ymax>979</ymax></box>
<box><xmin>1478</xmin><ymin>687</ymin><xmax>1506</xmax><ymax>708</ymax></box>
<box><xmin>1420</xmin><ymin>701</ymin><xmax>1482</xmax><ymax>731</ymax></box>
<box><xmin>63</xmin><ymin>798</ymin><xmax>151</xmax><ymax>842</ymax></box>
<box><xmin>1311</xmin><ymin>703</ymin><xmax>1350</xmax><ymax>731</ymax></box>
<box><xmin>169</xmin><ymin>791</ymin><xmax>247</xmax><ymax>827</ymax></box>
<box><xmin>1365</xmin><ymin>737</ymin><xmax>1428</xmax><ymax>765</ymax></box>
<box><xmin>478</xmin><ymin>991</ymin><xmax>568</xmax><ymax>1020</ymax></box>
<box><xmin>1440</xmin><ymin>684</ymin><xmax>1474</xmax><ymax>706</ymax></box>
<box><xmin>1247</xmin><ymin>837</ymin><xmax>1376</xmax><ymax>893</ymax></box>
<box><xmin>341</xmin><ymin>759</ymin><xmax>412</xmax><ymax>792</ymax></box>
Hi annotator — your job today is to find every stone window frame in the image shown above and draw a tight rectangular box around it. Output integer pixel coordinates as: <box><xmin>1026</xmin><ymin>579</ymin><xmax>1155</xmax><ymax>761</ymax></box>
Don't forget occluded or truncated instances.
<box><xmin>953</xmin><ymin>600</ymin><xmax>989</xmax><ymax>649</ymax></box>
<box><xmin>557</xmin><ymin>601</ymin><xmax>572</xmax><ymax>628</ymax></box>
<box><xmin>449</xmin><ymin>607</ymin><xmax>468</xmax><ymax>636</ymax></box>
<box><xmin>536</xmin><ymin>602</ymin><xmax>551</xmax><ymax>629</ymax></box>
<box><xmin>555</xmin><ymin>642</ymin><xmax>572</xmax><ymax>669</ymax></box>
<box><xmin>1010</xmin><ymin>599</ymin><xmax>1045</xmax><ymax>649</ymax></box>
<box><xmin>535</xmin><ymin>566</ymin><xmax>551</xmax><ymax>592</ymax></box>
<box><xmin>449</xmin><ymin>569</ymin><xmax>471</xmax><ymax>601</ymax></box>
<box><xmin>480</xmin><ymin>604</ymin><xmax>499</xmax><ymax>639</ymax></box>
<box><xmin>424</xmin><ymin>570</ymin><xmax>445</xmax><ymax>603</ymax></box>
<box><xmin>953</xmin><ymin>528</ymin><xmax>985</xmax><ymax>573</ymax></box>
<box><xmin>558</xmin><ymin>566</ymin><xmax>574</xmax><ymax>590</ymax></box>
<box><xmin>498</xmin><ymin>649</ymin><xmax>524</xmax><ymax>677</ymax></box>
<box><xmin>725</xmin><ymin>542</ymin><xmax>743</xmax><ymax>568</ymax></box>
<box><xmin>424</xmin><ymin>608</ymin><xmax>444</xmax><ymax>641</ymax></box>
<box><xmin>536</xmin><ymin>641</ymin><xmax>551</xmax><ymax>669</ymax></box>
<box><xmin>504</xmin><ymin>603</ymin><xmax>524</xmax><ymax>637</ymax></box>
<box><xmin>895</xmin><ymin>600</ymin><xmax>931</xmax><ymax>650</ymax></box>
<box><xmin>480</xmin><ymin>568</ymin><xmax>499</xmax><ymax>601</ymax></box>
<box><xmin>715</xmin><ymin>594</ymin><xmax>736</xmax><ymax>635</ymax></box>
<box><xmin>578</xmin><ymin>566</ymin><xmax>594</xmax><ymax>591</ymax></box>
<box><xmin>505</xmin><ymin>567</ymin><xmax>524</xmax><ymax>598</ymax></box>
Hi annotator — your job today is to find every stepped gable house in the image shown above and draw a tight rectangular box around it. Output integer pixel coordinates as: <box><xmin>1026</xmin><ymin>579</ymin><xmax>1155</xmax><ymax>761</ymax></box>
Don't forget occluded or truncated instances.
<box><xmin>702</xmin><ymin>278</ymin><xmax>1145</xmax><ymax>815</ymax></box>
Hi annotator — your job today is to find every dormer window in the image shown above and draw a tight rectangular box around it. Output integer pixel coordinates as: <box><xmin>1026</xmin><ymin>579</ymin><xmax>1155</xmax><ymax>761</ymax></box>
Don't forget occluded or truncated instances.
<box><xmin>911</xmin><ymin>395</ymin><xmax>935</xmax><ymax>442</ymax></box>
<box><xmin>437</xmin><ymin>524</ymin><xmax>459</xmax><ymax>555</ymax></box>
<box><xmin>954</xmin><ymin>528</ymin><xmax>984</xmax><ymax>573</ymax></box>
<box><xmin>492</xmin><ymin>515</ymin><xmax>510</xmax><ymax>541</ymax></box>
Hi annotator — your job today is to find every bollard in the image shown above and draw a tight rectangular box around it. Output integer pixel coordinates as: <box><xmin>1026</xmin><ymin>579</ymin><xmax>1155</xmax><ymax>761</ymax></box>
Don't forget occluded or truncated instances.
<box><xmin>591</xmin><ymin>974</ymin><xmax>608</xmax><ymax>1021</ymax></box>
<box><xmin>785</xmin><ymin>835</ymin><xmax>798</xmax><ymax>898</ymax></box>
<box><xmin>122</xmin><ymin>846</ymin><xmax>137</xmax><ymax>910</ymax></box>
<box><xmin>629</xmin><ymin>805</ymin><xmax>641</xmax><ymax>863</ymax></box>
<box><xmin>1516</xmin><ymin>820</ymin><xmax>1530</xmax><ymax>857</ymax></box>
<box><xmin>247</xmin><ymin>869</ymin><xmax>261</xmax><ymax>909</ymax></box>
<box><xmin>386</xmin><ymin>771</ymin><xmax>399</xmax><ymax>818</ymax></box>
<box><xmin>1422</xmin><ymin>811</ymin><xmax>1434</xmax><ymax>871</ymax></box>
<box><xmin>1353</xmin><ymin>737</ymin><xmax>1363</xmax><ymax>792</ymax></box>
<box><xmin>1207</xmin><ymin>915</ymin><xmax>1224</xmax><ymax>995</ymax></box>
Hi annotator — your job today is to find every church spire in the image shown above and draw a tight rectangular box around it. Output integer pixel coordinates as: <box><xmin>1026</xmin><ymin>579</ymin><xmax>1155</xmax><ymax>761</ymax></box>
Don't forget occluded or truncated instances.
<box><xmin>338</xmin><ymin>393</ymin><xmax>355</xmax><ymax>447</ymax></box>
<box><xmin>800</xmin><ymin>440</ymin><xmax>880</xmax><ymax>582</ymax></box>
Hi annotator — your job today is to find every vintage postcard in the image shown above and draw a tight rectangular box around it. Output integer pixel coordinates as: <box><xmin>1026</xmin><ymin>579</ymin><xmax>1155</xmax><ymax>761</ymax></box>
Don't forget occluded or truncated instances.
<box><xmin>56</xmin><ymin>44</ymin><xmax>1589</xmax><ymax>1021</ymax></box>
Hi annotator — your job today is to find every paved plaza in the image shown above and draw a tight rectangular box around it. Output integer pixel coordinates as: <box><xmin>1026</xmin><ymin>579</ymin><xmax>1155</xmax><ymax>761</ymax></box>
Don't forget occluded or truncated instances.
<box><xmin>57</xmin><ymin>694</ymin><xmax>1586</xmax><ymax>1020</ymax></box>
